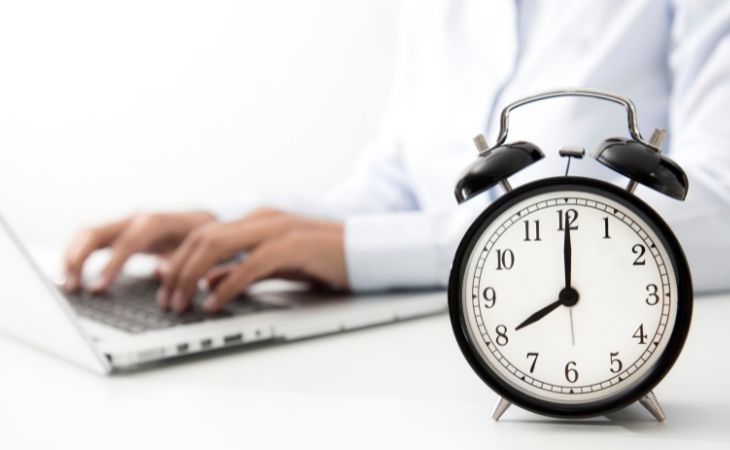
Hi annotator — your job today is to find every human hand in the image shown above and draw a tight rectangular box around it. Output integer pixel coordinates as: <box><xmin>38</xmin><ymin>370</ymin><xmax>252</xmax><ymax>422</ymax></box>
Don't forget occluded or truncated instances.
<box><xmin>63</xmin><ymin>210</ymin><xmax>217</xmax><ymax>292</ymax></box>
<box><xmin>157</xmin><ymin>208</ymin><xmax>347</xmax><ymax>313</ymax></box>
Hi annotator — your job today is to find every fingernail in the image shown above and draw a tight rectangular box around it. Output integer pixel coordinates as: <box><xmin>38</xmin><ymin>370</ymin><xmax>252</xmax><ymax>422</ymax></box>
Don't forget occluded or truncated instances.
<box><xmin>65</xmin><ymin>274</ymin><xmax>79</xmax><ymax>292</ymax></box>
<box><xmin>89</xmin><ymin>278</ymin><xmax>107</xmax><ymax>293</ymax></box>
<box><xmin>198</xmin><ymin>277</ymin><xmax>210</xmax><ymax>291</ymax></box>
<box><xmin>202</xmin><ymin>295</ymin><xmax>217</xmax><ymax>312</ymax></box>
<box><xmin>156</xmin><ymin>288</ymin><xmax>169</xmax><ymax>309</ymax></box>
<box><xmin>172</xmin><ymin>289</ymin><xmax>184</xmax><ymax>312</ymax></box>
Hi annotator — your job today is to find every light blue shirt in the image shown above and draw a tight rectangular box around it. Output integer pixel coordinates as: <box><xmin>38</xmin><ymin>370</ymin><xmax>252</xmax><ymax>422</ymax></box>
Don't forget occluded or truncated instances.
<box><xmin>215</xmin><ymin>0</ymin><xmax>730</xmax><ymax>293</ymax></box>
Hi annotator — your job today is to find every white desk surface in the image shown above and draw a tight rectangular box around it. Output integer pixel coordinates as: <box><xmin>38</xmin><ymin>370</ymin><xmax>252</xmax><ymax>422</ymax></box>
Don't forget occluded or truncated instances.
<box><xmin>0</xmin><ymin>287</ymin><xmax>728</xmax><ymax>450</ymax></box>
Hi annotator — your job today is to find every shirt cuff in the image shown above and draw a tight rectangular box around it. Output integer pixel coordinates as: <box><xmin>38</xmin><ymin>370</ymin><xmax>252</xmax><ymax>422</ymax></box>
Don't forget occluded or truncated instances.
<box><xmin>344</xmin><ymin>203</ymin><xmax>486</xmax><ymax>292</ymax></box>
<box><xmin>344</xmin><ymin>212</ymin><xmax>441</xmax><ymax>291</ymax></box>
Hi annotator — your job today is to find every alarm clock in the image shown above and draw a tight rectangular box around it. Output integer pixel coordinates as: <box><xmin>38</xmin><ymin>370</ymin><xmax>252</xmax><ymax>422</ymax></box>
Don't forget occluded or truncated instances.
<box><xmin>448</xmin><ymin>89</ymin><xmax>692</xmax><ymax>422</ymax></box>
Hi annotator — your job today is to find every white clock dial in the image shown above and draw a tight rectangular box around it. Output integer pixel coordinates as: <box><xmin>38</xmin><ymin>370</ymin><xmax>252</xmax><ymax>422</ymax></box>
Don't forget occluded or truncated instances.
<box><xmin>461</xmin><ymin>189</ymin><xmax>678</xmax><ymax>404</ymax></box>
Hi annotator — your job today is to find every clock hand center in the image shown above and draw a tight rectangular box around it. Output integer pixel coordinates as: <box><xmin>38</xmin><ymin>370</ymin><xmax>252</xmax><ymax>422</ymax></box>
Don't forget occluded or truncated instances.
<box><xmin>559</xmin><ymin>286</ymin><xmax>579</xmax><ymax>307</ymax></box>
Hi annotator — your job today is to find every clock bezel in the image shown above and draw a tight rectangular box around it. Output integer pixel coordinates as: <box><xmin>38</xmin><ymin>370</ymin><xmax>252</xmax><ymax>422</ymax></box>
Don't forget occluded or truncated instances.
<box><xmin>448</xmin><ymin>176</ymin><xmax>693</xmax><ymax>418</ymax></box>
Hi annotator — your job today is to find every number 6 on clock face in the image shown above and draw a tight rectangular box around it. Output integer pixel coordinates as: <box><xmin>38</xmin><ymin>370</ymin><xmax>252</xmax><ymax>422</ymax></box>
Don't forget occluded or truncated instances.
<box><xmin>449</xmin><ymin>177</ymin><xmax>692</xmax><ymax>418</ymax></box>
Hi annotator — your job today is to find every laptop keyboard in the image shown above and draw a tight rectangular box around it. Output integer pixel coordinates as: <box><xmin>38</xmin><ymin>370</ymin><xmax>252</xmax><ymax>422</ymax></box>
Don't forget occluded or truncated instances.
<box><xmin>66</xmin><ymin>277</ymin><xmax>282</xmax><ymax>334</ymax></box>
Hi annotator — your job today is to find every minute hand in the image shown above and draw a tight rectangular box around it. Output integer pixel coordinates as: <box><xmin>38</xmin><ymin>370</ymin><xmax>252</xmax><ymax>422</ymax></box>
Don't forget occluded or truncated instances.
<box><xmin>564</xmin><ymin>219</ymin><xmax>572</xmax><ymax>287</ymax></box>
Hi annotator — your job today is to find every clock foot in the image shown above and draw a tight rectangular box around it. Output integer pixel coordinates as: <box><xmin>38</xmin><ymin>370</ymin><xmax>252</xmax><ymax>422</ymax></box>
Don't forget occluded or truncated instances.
<box><xmin>639</xmin><ymin>391</ymin><xmax>666</xmax><ymax>422</ymax></box>
<box><xmin>492</xmin><ymin>398</ymin><xmax>512</xmax><ymax>421</ymax></box>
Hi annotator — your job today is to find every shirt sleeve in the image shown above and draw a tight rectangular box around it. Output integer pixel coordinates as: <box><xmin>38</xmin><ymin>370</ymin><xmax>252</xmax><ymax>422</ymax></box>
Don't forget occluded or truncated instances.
<box><xmin>344</xmin><ymin>198</ymin><xmax>489</xmax><ymax>291</ymax></box>
<box><xmin>638</xmin><ymin>0</ymin><xmax>730</xmax><ymax>293</ymax></box>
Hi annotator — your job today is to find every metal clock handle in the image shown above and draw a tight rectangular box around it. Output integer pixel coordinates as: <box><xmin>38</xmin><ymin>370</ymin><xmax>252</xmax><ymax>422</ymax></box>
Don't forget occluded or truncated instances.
<box><xmin>494</xmin><ymin>88</ymin><xmax>649</xmax><ymax>148</ymax></box>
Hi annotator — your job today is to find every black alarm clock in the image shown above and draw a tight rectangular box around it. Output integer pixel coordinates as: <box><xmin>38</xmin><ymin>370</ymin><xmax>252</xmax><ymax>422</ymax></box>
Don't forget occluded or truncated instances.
<box><xmin>448</xmin><ymin>89</ymin><xmax>692</xmax><ymax>422</ymax></box>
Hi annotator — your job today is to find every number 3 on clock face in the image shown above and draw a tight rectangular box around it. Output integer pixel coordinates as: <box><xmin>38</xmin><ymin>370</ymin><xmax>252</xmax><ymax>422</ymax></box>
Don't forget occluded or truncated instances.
<box><xmin>449</xmin><ymin>177</ymin><xmax>692</xmax><ymax>417</ymax></box>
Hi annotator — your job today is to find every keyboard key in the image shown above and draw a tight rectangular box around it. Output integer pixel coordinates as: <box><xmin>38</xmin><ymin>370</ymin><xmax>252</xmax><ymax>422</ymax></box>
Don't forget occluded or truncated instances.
<box><xmin>66</xmin><ymin>276</ymin><xmax>282</xmax><ymax>334</ymax></box>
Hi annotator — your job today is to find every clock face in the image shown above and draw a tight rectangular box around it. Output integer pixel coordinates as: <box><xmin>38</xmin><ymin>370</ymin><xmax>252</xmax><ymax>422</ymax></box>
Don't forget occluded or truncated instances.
<box><xmin>451</xmin><ymin>179</ymin><xmax>691</xmax><ymax>413</ymax></box>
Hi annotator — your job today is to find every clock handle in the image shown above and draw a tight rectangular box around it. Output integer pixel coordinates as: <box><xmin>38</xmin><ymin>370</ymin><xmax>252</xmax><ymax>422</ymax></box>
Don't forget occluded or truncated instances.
<box><xmin>493</xmin><ymin>88</ymin><xmax>651</xmax><ymax>149</ymax></box>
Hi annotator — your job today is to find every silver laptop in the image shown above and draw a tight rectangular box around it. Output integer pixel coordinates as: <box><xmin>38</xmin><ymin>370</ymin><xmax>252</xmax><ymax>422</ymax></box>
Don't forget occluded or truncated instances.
<box><xmin>0</xmin><ymin>215</ymin><xmax>446</xmax><ymax>374</ymax></box>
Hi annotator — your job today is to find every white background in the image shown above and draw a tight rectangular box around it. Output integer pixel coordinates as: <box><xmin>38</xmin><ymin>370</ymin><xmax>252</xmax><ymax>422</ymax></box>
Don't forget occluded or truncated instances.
<box><xmin>0</xmin><ymin>0</ymin><xmax>401</xmax><ymax>245</ymax></box>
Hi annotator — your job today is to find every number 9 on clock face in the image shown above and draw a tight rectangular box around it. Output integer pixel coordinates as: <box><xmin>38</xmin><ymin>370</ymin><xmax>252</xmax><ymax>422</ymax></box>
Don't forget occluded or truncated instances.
<box><xmin>448</xmin><ymin>177</ymin><xmax>692</xmax><ymax>417</ymax></box>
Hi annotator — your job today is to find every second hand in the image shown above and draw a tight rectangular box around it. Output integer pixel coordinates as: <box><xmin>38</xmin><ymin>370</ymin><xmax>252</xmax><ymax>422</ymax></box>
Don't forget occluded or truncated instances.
<box><xmin>569</xmin><ymin>308</ymin><xmax>575</xmax><ymax>346</ymax></box>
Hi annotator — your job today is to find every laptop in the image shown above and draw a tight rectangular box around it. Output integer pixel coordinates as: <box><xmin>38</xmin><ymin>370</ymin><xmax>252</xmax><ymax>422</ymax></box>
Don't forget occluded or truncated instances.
<box><xmin>0</xmin><ymin>214</ymin><xmax>446</xmax><ymax>374</ymax></box>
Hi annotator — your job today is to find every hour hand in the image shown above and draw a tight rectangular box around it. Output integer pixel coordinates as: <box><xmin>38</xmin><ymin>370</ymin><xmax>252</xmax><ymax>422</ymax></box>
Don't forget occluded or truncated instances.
<box><xmin>515</xmin><ymin>299</ymin><xmax>562</xmax><ymax>331</ymax></box>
